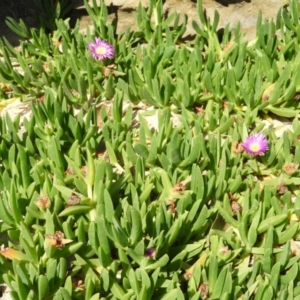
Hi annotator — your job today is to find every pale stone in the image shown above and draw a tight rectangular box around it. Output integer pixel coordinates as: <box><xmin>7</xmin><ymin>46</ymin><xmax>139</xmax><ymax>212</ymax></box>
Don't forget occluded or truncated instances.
<box><xmin>76</xmin><ymin>0</ymin><xmax>285</xmax><ymax>41</ymax></box>
<box><xmin>105</xmin><ymin>0</ymin><xmax>149</xmax><ymax>7</ymax></box>
<box><xmin>0</xmin><ymin>284</ymin><xmax>12</xmax><ymax>300</ymax></box>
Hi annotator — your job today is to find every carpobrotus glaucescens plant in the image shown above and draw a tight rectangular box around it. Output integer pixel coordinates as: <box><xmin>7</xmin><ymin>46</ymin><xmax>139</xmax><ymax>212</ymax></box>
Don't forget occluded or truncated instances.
<box><xmin>242</xmin><ymin>133</ymin><xmax>269</xmax><ymax>156</ymax></box>
<box><xmin>87</xmin><ymin>37</ymin><xmax>115</xmax><ymax>60</ymax></box>
<box><xmin>1</xmin><ymin>0</ymin><xmax>300</xmax><ymax>299</ymax></box>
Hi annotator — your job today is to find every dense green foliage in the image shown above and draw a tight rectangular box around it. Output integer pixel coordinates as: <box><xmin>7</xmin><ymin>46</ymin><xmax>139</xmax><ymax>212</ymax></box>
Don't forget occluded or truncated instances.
<box><xmin>0</xmin><ymin>0</ymin><xmax>300</xmax><ymax>299</ymax></box>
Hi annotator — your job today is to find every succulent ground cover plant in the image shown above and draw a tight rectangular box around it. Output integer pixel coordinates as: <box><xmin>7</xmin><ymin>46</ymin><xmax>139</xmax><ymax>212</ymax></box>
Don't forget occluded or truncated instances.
<box><xmin>1</xmin><ymin>0</ymin><xmax>300</xmax><ymax>299</ymax></box>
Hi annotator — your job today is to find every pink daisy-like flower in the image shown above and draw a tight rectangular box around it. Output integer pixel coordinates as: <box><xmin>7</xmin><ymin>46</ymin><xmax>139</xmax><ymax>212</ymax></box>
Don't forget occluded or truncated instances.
<box><xmin>242</xmin><ymin>133</ymin><xmax>269</xmax><ymax>156</ymax></box>
<box><xmin>87</xmin><ymin>37</ymin><xmax>115</xmax><ymax>60</ymax></box>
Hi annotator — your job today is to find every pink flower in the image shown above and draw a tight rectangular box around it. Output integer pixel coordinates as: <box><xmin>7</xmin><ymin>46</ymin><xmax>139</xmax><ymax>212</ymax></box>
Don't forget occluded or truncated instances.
<box><xmin>145</xmin><ymin>248</ymin><xmax>156</xmax><ymax>258</ymax></box>
<box><xmin>242</xmin><ymin>133</ymin><xmax>269</xmax><ymax>156</ymax></box>
<box><xmin>87</xmin><ymin>38</ymin><xmax>115</xmax><ymax>60</ymax></box>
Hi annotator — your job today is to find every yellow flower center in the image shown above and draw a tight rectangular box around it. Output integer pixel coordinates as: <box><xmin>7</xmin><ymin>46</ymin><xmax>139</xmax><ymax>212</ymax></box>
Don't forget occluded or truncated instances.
<box><xmin>249</xmin><ymin>142</ymin><xmax>260</xmax><ymax>152</ymax></box>
<box><xmin>95</xmin><ymin>46</ymin><xmax>106</xmax><ymax>55</ymax></box>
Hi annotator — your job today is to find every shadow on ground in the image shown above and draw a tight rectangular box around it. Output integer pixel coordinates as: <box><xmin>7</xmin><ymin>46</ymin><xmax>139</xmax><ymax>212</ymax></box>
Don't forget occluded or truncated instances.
<box><xmin>215</xmin><ymin>0</ymin><xmax>251</xmax><ymax>5</ymax></box>
<box><xmin>0</xmin><ymin>0</ymin><xmax>42</xmax><ymax>46</ymax></box>
<box><xmin>0</xmin><ymin>0</ymin><xmax>87</xmax><ymax>46</ymax></box>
